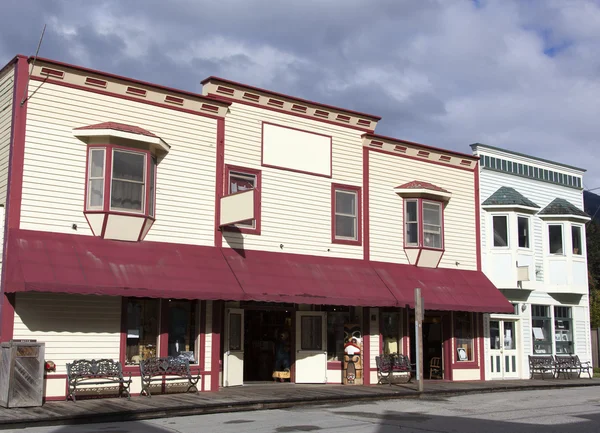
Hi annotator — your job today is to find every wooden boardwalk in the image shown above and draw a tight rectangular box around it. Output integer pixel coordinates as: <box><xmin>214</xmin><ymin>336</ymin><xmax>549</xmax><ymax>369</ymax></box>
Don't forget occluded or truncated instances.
<box><xmin>0</xmin><ymin>379</ymin><xmax>598</xmax><ymax>429</ymax></box>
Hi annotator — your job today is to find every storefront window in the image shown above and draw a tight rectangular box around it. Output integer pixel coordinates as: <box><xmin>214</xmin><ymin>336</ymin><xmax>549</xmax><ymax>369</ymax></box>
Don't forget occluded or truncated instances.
<box><xmin>381</xmin><ymin>312</ymin><xmax>401</xmax><ymax>355</ymax></box>
<box><xmin>301</xmin><ymin>315</ymin><xmax>323</xmax><ymax>350</ymax></box>
<box><xmin>126</xmin><ymin>299</ymin><xmax>159</xmax><ymax>365</ymax></box>
<box><xmin>532</xmin><ymin>305</ymin><xmax>552</xmax><ymax>354</ymax></box>
<box><xmin>327</xmin><ymin>310</ymin><xmax>350</xmax><ymax>361</ymax></box>
<box><xmin>554</xmin><ymin>306</ymin><xmax>573</xmax><ymax>354</ymax></box>
<box><xmin>167</xmin><ymin>300</ymin><xmax>197</xmax><ymax>363</ymax></box>
<box><xmin>454</xmin><ymin>312</ymin><xmax>474</xmax><ymax>361</ymax></box>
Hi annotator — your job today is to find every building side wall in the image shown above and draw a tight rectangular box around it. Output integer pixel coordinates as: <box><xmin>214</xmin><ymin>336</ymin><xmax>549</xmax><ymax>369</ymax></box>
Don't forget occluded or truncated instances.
<box><xmin>368</xmin><ymin>151</ymin><xmax>477</xmax><ymax>270</ymax></box>
<box><xmin>20</xmin><ymin>82</ymin><xmax>217</xmax><ymax>246</ymax></box>
<box><xmin>221</xmin><ymin>102</ymin><xmax>364</xmax><ymax>259</ymax></box>
<box><xmin>0</xmin><ymin>65</ymin><xmax>14</xmax><ymax>205</ymax></box>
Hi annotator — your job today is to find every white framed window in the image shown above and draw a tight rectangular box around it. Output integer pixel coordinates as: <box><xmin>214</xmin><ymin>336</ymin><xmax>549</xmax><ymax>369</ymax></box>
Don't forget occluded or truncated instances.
<box><xmin>423</xmin><ymin>201</ymin><xmax>442</xmax><ymax>248</ymax></box>
<box><xmin>405</xmin><ymin>200</ymin><xmax>419</xmax><ymax>246</ymax></box>
<box><xmin>571</xmin><ymin>225</ymin><xmax>583</xmax><ymax>256</ymax></box>
<box><xmin>517</xmin><ymin>216</ymin><xmax>530</xmax><ymax>249</ymax></box>
<box><xmin>334</xmin><ymin>190</ymin><xmax>358</xmax><ymax>240</ymax></box>
<box><xmin>110</xmin><ymin>149</ymin><xmax>146</xmax><ymax>212</ymax></box>
<box><xmin>548</xmin><ymin>224</ymin><xmax>563</xmax><ymax>255</ymax></box>
<box><xmin>403</xmin><ymin>199</ymin><xmax>443</xmax><ymax>250</ymax></box>
<box><xmin>492</xmin><ymin>215</ymin><xmax>509</xmax><ymax>247</ymax></box>
<box><xmin>87</xmin><ymin>148</ymin><xmax>105</xmax><ymax>209</ymax></box>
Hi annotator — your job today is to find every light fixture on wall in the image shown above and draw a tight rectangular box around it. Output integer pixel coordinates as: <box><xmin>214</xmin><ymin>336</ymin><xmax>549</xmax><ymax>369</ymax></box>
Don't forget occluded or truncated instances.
<box><xmin>521</xmin><ymin>304</ymin><xmax>527</xmax><ymax>312</ymax></box>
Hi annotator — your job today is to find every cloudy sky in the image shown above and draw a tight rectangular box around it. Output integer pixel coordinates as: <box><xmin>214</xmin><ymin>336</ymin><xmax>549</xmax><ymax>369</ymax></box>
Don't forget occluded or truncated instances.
<box><xmin>1</xmin><ymin>0</ymin><xmax>599</xmax><ymax>190</ymax></box>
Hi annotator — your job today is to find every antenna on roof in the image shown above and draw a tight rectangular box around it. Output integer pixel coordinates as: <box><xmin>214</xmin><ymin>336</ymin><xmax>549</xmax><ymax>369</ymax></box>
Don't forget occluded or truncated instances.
<box><xmin>20</xmin><ymin>24</ymin><xmax>46</xmax><ymax>106</ymax></box>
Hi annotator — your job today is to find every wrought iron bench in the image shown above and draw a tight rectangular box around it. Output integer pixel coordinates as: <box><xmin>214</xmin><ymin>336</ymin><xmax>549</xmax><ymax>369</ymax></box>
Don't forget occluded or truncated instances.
<box><xmin>555</xmin><ymin>354</ymin><xmax>592</xmax><ymax>379</ymax></box>
<box><xmin>528</xmin><ymin>355</ymin><xmax>556</xmax><ymax>379</ymax></box>
<box><xmin>66</xmin><ymin>359</ymin><xmax>131</xmax><ymax>402</ymax></box>
<box><xmin>376</xmin><ymin>353</ymin><xmax>415</xmax><ymax>385</ymax></box>
<box><xmin>139</xmin><ymin>356</ymin><xmax>201</xmax><ymax>397</ymax></box>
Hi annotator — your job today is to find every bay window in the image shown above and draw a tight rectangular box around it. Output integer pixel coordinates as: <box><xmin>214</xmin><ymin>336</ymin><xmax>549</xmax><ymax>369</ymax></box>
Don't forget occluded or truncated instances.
<box><xmin>332</xmin><ymin>184</ymin><xmax>361</xmax><ymax>245</ymax></box>
<box><xmin>554</xmin><ymin>306</ymin><xmax>573</xmax><ymax>355</ymax></box>
<box><xmin>572</xmin><ymin>225</ymin><xmax>582</xmax><ymax>255</ymax></box>
<box><xmin>492</xmin><ymin>215</ymin><xmax>508</xmax><ymax>247</ymax></box>
<box><xmin>548</xmin><ymin>224</ymin><xmax>563</xmax><ymax>254</ymax></box>
<box><xmin>517</xmin><ymin>216</ymin><xmax>530</xmax><ymax>248</ymax></box>
<box><xmin>403</xmin><ymin>199</ymin><xmax>444</xmax><ymax>249</ymax></box>
<box><xmin>532</xmin><ymin>305</ymin><xmax>552</xmax><ymax>354</ymax></box>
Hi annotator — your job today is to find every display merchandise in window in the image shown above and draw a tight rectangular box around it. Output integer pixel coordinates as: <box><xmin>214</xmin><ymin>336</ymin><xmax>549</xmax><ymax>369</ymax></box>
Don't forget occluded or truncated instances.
<box><xmin>532</xmin><ymin>305</ymin><xmax>552</xmax><ymax>354</ymax></box>
<box><xmin>454</xmin><ymin>312</ymin><xmax>474</xmax><ymax>361</ymax></box>
<box><xmin>554</xmin><ymin>306</ymin><xmax>573</xmax><ymax>354</ymax></box>
<box><xmin>167</xmin><ymin>300</ymin><xmax>197</xmax><ymax>363</ymax></box>
<box><xmin>327</xmin><ymin>311</ymin><xmax>350</xmax><ymax>361</ymax></box>
<box><xmin>126</xmin><ymin>299</ymin><xmax>159</xmax><ymax>365</ymax></box>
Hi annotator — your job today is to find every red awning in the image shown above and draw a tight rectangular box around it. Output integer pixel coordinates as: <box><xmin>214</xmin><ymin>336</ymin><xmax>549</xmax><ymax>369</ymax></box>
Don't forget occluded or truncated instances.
<box><xmin>4</xmin><ymin>229</ymin><xmax>244</xmax><ymax>301</ymax></box>
<box><xmin>371</xmin><ymin>261</ymin><xmax>514</xmax><ymax>313</ymax></box>
<box><xmin>221</xmin><ymin>248</ymin><xmax>398</xmax><ymax>307</ymax></box>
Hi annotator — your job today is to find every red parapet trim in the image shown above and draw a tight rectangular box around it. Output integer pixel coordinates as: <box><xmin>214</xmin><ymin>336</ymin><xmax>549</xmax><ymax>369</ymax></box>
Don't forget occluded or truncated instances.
<box><xmin>40</xmin><ymin>67</ymin><xmax>64</xmax><ymax>79</ymax></box>
<box><xmin>367</xmin><ymin>147</ymin><xmax>475</xmax><ymax>172</ymax></box>
<box><xmin>126</xmin><ymin>86</ymin><xmax>147</xmax><ymax>97</ymax></box>
<box><xmin>209</xmin><ymin>93</ymin><xmax>375</xmax><ymax>133</ymax></box>
<box><xmin>214</xmin><ymin>118</ymin><xmax>225</xmax><ymax>248</ymax></box>
<box><xmin>31</xmin><ymin>56</ymin><xmax>231</xmax><ymax>107</ymax></box>
<box><xmin>474</xmin><ymin>163</ymin><xmax>482</xmax><ymax>272</ymax></box>
<box><xmin>201</xmin><ymin>76</ymin><xmax>382</xmax><ymax>121</ymax></box>
<box><xmin>30</xmin><ymin>76</ymin><xmax>225</xmax><ymax>121</ymax></box>
<box><xmin>211</xmin><ymin>301</ymin><xmax>223</xmax><ymax>391</ymax></box>
<box><xmin>223</xmin><ymin>165</ymin><xmax>262</xmax><ymax>236</ymax></box>
<box><xmin>267</xmin><ymin>98</ymin><xmax>284</xmax><ymax>108</ymax></box>
<box><xmin>243</xmin><ymin>92</ymin><xmax>260</xmax><ymax>102</ymax></box>
<box><xmin>331</xmin><ymin>183</ymin><xmax>362</xmax><ymax>247</ymax></box>
<box><xmin>314</xmin><ymin>109</ymin><xmax>329</xmax><ymax>118</ymax></box>
<box><xmin>363</xmin><ymin>307</ymin><xmax>370</xmax><ymax>385</ymax></box>
<box><xmin>0</xmin><ymin>54</ymin><xmax>24</xmax><ymax>77</ymax></box>
<box><xmin>85</xmin><ymin>77</ymin><xmax>108</xmax><ymax>88</ymax></box>
<box><xmin>363</xmin><ymin>133</ymin><xmax>479</xmax><ymax>161</ymax></box>
<box><xmin>363</xmin><ymin>147</ymin><xmax>370</xmax><ymax>261</ymax></box>
<box><xmin>199</xmin><ymin>300</ymin><xmax>207</xmax><ymax>392</ymax></box>
<box><xmin>327</xmin><ymin>361</ymin><xmax>342</xmax><ymax>370</ymax></box>
<box><xmin>216</xmin><ymin>86</ymin><xmax>235</xmax><ymax>96</ymax></box>
<box><xmin>0</xmin><ymin>294</ymin><xmax>15</xmax><ymax>342</ymax></box>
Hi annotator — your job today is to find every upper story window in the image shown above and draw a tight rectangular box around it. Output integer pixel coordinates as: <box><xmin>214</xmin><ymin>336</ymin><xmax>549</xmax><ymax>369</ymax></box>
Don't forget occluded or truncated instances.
<box><xmin>572</xmin><ymin>225</ymin><xmax>582</xmax><ymax>255</ymax></box>
<box><xmin>492</xmin><ymin>215</ymin><xmax>508</xmax><ymax>247</ymax></box>
<box><xmin>332</xmin><ymin>184</ymin><xmax>361</xmax><ymax>245</ymax></box>
<box><xmin>74</xmin><ymin>122</ymin><xmax>169</xmax><ymax>242</ymax></box>
<box><xmin>404</xmin><ymin>199</ymin><xmax>443</xmax><ymax>249</ymax></box>
<box><xmin>548</xmin><ymin>224</ymin><xmax>563</xmax><ymax>255</ymax></box>
<box><xmin>517</xmin><ymin>216</ymin><xmax>530</xmax><ymax>249</ymax></box>
<box><xmin>223</xmin><ymin>165</ymin><xmax>262</xmax><ymax>234</ymax></box>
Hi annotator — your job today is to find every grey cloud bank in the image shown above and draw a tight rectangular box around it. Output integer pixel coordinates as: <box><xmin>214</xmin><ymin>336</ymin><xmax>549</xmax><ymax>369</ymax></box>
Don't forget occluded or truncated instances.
<box><xmin>1</xmin><ymin>0</ymin><xmax>598</xmax><ymax>188</ymax></box>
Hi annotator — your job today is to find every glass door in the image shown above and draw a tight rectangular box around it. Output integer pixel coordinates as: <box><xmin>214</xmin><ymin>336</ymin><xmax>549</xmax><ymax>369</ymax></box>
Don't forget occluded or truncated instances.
<box><xmin>489</xmin><ymin>320</ymin><xmax>519</xmax><ymax>379</ymax></box>
<box><xmin>295</xmin><ymin>312</ymin><xmax>327</xmax><ymax>383</ymax></box>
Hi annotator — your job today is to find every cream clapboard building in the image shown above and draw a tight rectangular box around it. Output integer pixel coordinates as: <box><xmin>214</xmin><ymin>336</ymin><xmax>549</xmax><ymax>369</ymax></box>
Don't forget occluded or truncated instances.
<box><xmin>0</xmin><ymin>54</ymin><xmax>512</xmax><ymax>401</ymax></box>
<box><xmin>472</xmin><ymin>144</ymin><xmax>592</xmax><ymax>380</ymax></box>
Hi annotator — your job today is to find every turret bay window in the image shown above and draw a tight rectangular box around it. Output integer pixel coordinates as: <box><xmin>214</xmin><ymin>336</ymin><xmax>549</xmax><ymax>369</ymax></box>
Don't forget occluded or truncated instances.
<box><xmin>548</xmin><ymin>224</ymin><xmax>563</xmax><ymax>255</ymax></box>
<box><xmin>492</xmin><ymin>215</ymin><xmax>508</xmax><ymax>247</ymax></box>
<box><xmin>332</xmin><ymin>184</ymin><xmax>362</xmax><ymax>245</ymax></box>
<box><xmin>517</xmin><ymin>216</ymin><xmax>530</xmax><ymax>248</ymax></box>
<box><xmin>572</xmin><ymin>225</ymin><xmax>582</xmax><ymax>255</ymax></box>
<box><xmin>404</xmin><ymin>199</ymin><xmax>443</xmax><ymax>249</ymax></box>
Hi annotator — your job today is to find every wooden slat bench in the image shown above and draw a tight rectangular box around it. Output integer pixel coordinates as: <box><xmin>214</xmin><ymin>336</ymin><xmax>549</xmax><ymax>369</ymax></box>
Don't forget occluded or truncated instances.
<box><xmin>139</xmin><ymin>356</ymin><xmax>201</xmax><ymax>397</ymax></box>
<box><xmin>66</xmin><ymin>359</ymin><xmax>131</xmax><ymax>402</ymax></box>
<box><xmin>528</xmin><ymin>355</ymin><xmax>556</xmax><ymax>379</ymax></box>
<box><xmin>376</xmin><ymin>353</ymin><xmax>415</xmax><ymax>385</ymax></box>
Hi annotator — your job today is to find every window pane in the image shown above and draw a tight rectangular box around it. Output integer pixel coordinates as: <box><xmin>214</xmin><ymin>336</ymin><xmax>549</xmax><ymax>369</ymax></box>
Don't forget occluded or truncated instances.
<box><xmin>90</xmin><ymin>149</ymin><xmax>105</xmax><ymax>178</ymax></box>
<box><xmin>518</xmin><ymin>217</ymin><xmax>529</xmax><ymax>248</ymax></box>
<box><xmin>572</xmin><ymin>226</ymin><xmax>582</xmax><ymax>255</ymax></box>
<box><xmin>493</xmin><ymin>215</ymin><xmax>508</xmax><ymax>247</ymax></box>
<box><xmin>406</xmin><ymin>201</ymin><xmax>418</xmax><ymax>222</ymax></box>
<box><xmin>126</xmin><ymin>299</ymin><xmax>159</xmax><ymax>365</ymax></box>
<box><xmin>490</xmin><ymin>321</ymin><xmax>500</xmax><ymax>350</ymax></box>
<box><xmin>229</xmin><ymin>171</ymin><xmax>256</xmax><ymax>227</ymax></box>
<box><xmin>548</xmin><ymin>225</ymin><xmax>563</xmax><ymax>254</ymax></box>
<box><xmin>229</xmin><ymin>313</ymin><xmax>242</xmax><ymax>351</ymax></box>
<box><xmin>423</xmin><ymin>227</ymin><xmax>442</xmax><ymax>248</ymax></box>
<box><xmin>113</xmin><ymin>151</ymin><xmax>145</xmax><ymax>182</ymax></box>
<box><xmin>532</xmin><ymin>305</ymin><xmax>552</xmax><ymax>354</ymax></box>
<box><xmin>88</xmin><ymin>179</ymin><xmax>104</xmax><ymax>208</ymax></box>
<box><xmin>168</xmin><ymin>300</ymin><xmax>197</xmax><ymax>363</ymax></box>
<box><xmin>335</xmin><ymin>215</ymin><xmax>356</xmax><ymax>239</ymax></box>
<box><xmin>554</xmin><ymin>306</ymin><xmax>573</xmax><ymax>354</ymax></box>
<box><xmin>327</xmin><ymin>312</ymin><xmax>349</xmax><ymax>361</ymax></box>
<box><xmin>381</xmin><ymin>313</ymin><xmax>401</xmax><ymax>355</ymax></box>
<box><xmin>504</xmin><ymin>322</ymin><xmax>515</xmax><ymax>350</ymax></box>
<box><xmin>335</xmin><ymin>191</ymin><xmax>356</xmax><ymax>216</ymax></box>
<box><xmin>406</xmin><ymin>222</ymin><xmax>419</xmax><ymax>245</ymax></box>
<box><xmin>112</xmin><ymin>180</ymin><xmax>144</xmax><ymax>211</ymax></box>
<box><xmin>301</xmin><ymin>316</ymin><xmax>322</xmax><ymax>350</ymax></box>
<box><xmin>454</xmin><ymin>312</ymin><xmax>473</xmax><ymax>361</ymax></box>
<box><xmin>423</xmin><ymin>203</ymin><xmax>441</xmax><ymax>225</ymax></box>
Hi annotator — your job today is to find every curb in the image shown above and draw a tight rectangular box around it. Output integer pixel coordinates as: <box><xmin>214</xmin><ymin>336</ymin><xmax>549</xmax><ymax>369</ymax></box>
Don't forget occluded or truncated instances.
<box><xmin>1</xmin><ymin>381</ymin><xmax>599</xmax><ymax>430</ymax></box>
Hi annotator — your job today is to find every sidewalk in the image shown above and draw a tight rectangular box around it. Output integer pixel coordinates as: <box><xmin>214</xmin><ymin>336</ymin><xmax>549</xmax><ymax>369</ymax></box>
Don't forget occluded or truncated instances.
<box><xmin>0</xmin><ymin>378</ymin><xmax>598</xmax><ymax>429</ymax></box>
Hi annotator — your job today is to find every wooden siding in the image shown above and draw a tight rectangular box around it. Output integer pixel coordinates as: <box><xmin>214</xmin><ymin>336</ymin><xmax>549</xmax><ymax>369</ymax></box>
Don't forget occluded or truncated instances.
<box><xmin>13</xmin><ymin>293</ymin><xmax>121</xmax><ymax>374</ymax></box>
<box><xmin>369</xmin><ymin>151</ymin><xmax>477</xmax><ymax>270</ymax></box>
<box><xmin>20</xmin><ymin>82</ymin><xmax>217</xmax><ymax>246</ymax></box>
<box><xmin>222</xmin><ymin>102</ymin><xmax>363</xmax><ymax>259</ymax></box>
<box><xmin>0</xmin><ymin>65</ymin><xmax>14</xmax><ymax>205</ymax></box>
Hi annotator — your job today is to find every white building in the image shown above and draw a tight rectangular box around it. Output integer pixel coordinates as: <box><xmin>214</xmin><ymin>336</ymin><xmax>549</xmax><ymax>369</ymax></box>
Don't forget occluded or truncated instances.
<box><xmin>472</xmin><ymin>143</ymin><xmax>592</xmax><ymax>380</ymax></box>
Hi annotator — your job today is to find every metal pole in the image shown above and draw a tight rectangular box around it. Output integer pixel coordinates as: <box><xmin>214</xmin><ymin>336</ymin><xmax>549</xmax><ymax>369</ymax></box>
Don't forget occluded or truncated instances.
<box><xmin>415</xmin><ymin>288</ymin><xmax>424</xmax><ymax>392</ymax></box>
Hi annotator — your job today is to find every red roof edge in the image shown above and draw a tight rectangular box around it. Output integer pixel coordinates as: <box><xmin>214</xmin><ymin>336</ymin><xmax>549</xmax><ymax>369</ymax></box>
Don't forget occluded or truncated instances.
<box><xmin>0</xmin><ymin>54</ymin><xmax>26</xmax><ymax>77</ymax></box>
<box><xmin>28</xmin><ymin>56</ymin><xmax>231</xmax><ymax>108</ymax></box>
<box><xmin>363</xmin><ymin>133</ymin><xmax>480</xmax><ymax>160</ymax></box>
<box><xmin>74</xmin><ymin>122</ymin><xmax>158</xmax><ymax>138</ymax></box>
<box><xmin>200</xmin><ymin>76</ymin><xmax>382</xmax><ymax>121</ymax></box>
<box><xmin>395</xmin><ymin>180</ymin><xmax>450</xmax><ymax>193</ymax></box>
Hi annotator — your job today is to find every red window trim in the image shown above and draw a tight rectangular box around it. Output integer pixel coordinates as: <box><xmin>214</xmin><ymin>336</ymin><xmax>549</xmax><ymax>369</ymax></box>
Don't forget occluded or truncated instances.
<box><xmin>452</xmin><ymin>312</ymin><xmax>479</xmax><ymax>369</ymax></box>
<box><xmin>403</xmin><ymin>198</ymin><xmax>444</xmax><ymax>250</ymax></box>
<box><xmin>120</xmin><ymin>298</ymin><xmax>201</xmax><ymax>373</ymax></box>
<box><xmin>223</xmin><ymin>165</ymin><xmax>262</xmax><ymax>235</ymax></box>
<box><xmin>331</xmin><ymin>183</ymin><xmax>362</xmax><ymax>246</ymax></box>
<box><xmin>84</xmin><ymin>143</ymin><xmax>157</xmax><ymax>218</ymax></box>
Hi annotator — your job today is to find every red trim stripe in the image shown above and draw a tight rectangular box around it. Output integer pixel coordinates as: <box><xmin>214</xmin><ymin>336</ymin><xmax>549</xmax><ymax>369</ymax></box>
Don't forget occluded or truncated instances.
<box><xmin>126</xmin><ymin>86</ymin><xmax>147</xmax><ymax>97</ymax></box>
<box><xmin>417</xmin><ymin>150</ymin><xmax>430</xmax><ymax>158</ymax></box>
<box><xmin>314</xmin><ymin>109</ymin><xmax>329</xmax><ymax>118</ymax></box>
<box><xmin>357</xmin><ymin>119</ymin><xmax>371</xmax><ymax>127</ymax></box>
<box><xmin>40</xmin><ymin>67</ymin><xmax>64</xmax><ymax>79</ymax></box>
<box><xmin>292</xmin><ymin>104</ymin><xmax>307</xmax><ymax>113</ymax></box>
<box><xmin>394</xmin><ymin>145</ymin><xmax>407</xmax><ymax>153</ymax></box>
<box><xmin>201</xmin><ymin>103</ymin><xmax>219</xmax><ymax>113</ymax></box>
<box><xmin>439</xmin><ymin>155</ymin><xmax>452</xmax><ymax>162</ymax></box>
<box><xmin>216</xmin><ymin>86</ymin><xmax>235</xmax><ymax>96</ymax></box>
<box><xmin>165</xmin><ymin>95</ymin><xmax>184</xmax><ymax>105</ymax></box>
<box><xmin>85</xmin><ymin>77</ymin><xmax>107</xmax><ymax>88</ymax></box>
<box><xmin>268</xmin><ymin>98</ymin><xmax>284</xmax><ymax>107</ymax></box>
<box><xmin>243</xmin><ymin>92</ymin><xmax>260</xmax><ymax>102</ymax></box>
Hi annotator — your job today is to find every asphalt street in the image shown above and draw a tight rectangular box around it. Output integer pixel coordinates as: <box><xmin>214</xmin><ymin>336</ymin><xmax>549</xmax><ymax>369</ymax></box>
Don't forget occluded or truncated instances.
<box><xmin>7</xmin><ymin>387</ymin><xmax>600</xmax><ymax>433</ymax></box>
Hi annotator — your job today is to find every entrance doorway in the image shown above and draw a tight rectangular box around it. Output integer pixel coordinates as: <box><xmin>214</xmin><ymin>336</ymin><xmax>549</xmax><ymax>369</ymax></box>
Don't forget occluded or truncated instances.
<box><xmin>410</xmin><ymin>315</ymin><xmax>444</xmax><ymax>379</ymax></box>
<box><xmin>243</xmin><ymin>309</ymin><xmax>292</xmax><ymax>382</ymax></box>
<box><xmin>489</xmin><ymin>319</ymin><xmax>519</xmax><ymax>379</ymax></box>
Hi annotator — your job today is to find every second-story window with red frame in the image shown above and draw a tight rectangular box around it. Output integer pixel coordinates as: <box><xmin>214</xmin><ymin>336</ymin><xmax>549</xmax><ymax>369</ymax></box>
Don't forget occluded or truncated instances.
<box><xmin>332</xmin><ymin>184</ymin><xmax>362</xmax><ymax>246</ymax></box>
<box><xmin>403</xmin><ymin>199</ymin><xmax>444</xmax><ymax>249</ymax></box>
<box><xmin>224</xmin><ymin>165</ymin><xmax>262</xmax><ymax>234</ymax></box>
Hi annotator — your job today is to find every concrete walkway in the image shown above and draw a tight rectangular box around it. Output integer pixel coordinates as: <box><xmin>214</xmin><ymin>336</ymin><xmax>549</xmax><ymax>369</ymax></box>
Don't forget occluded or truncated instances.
<box><xmin>0</xmin><ymin>378</ymin><xmax>598</xmax><ymax>430</ymax></box>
